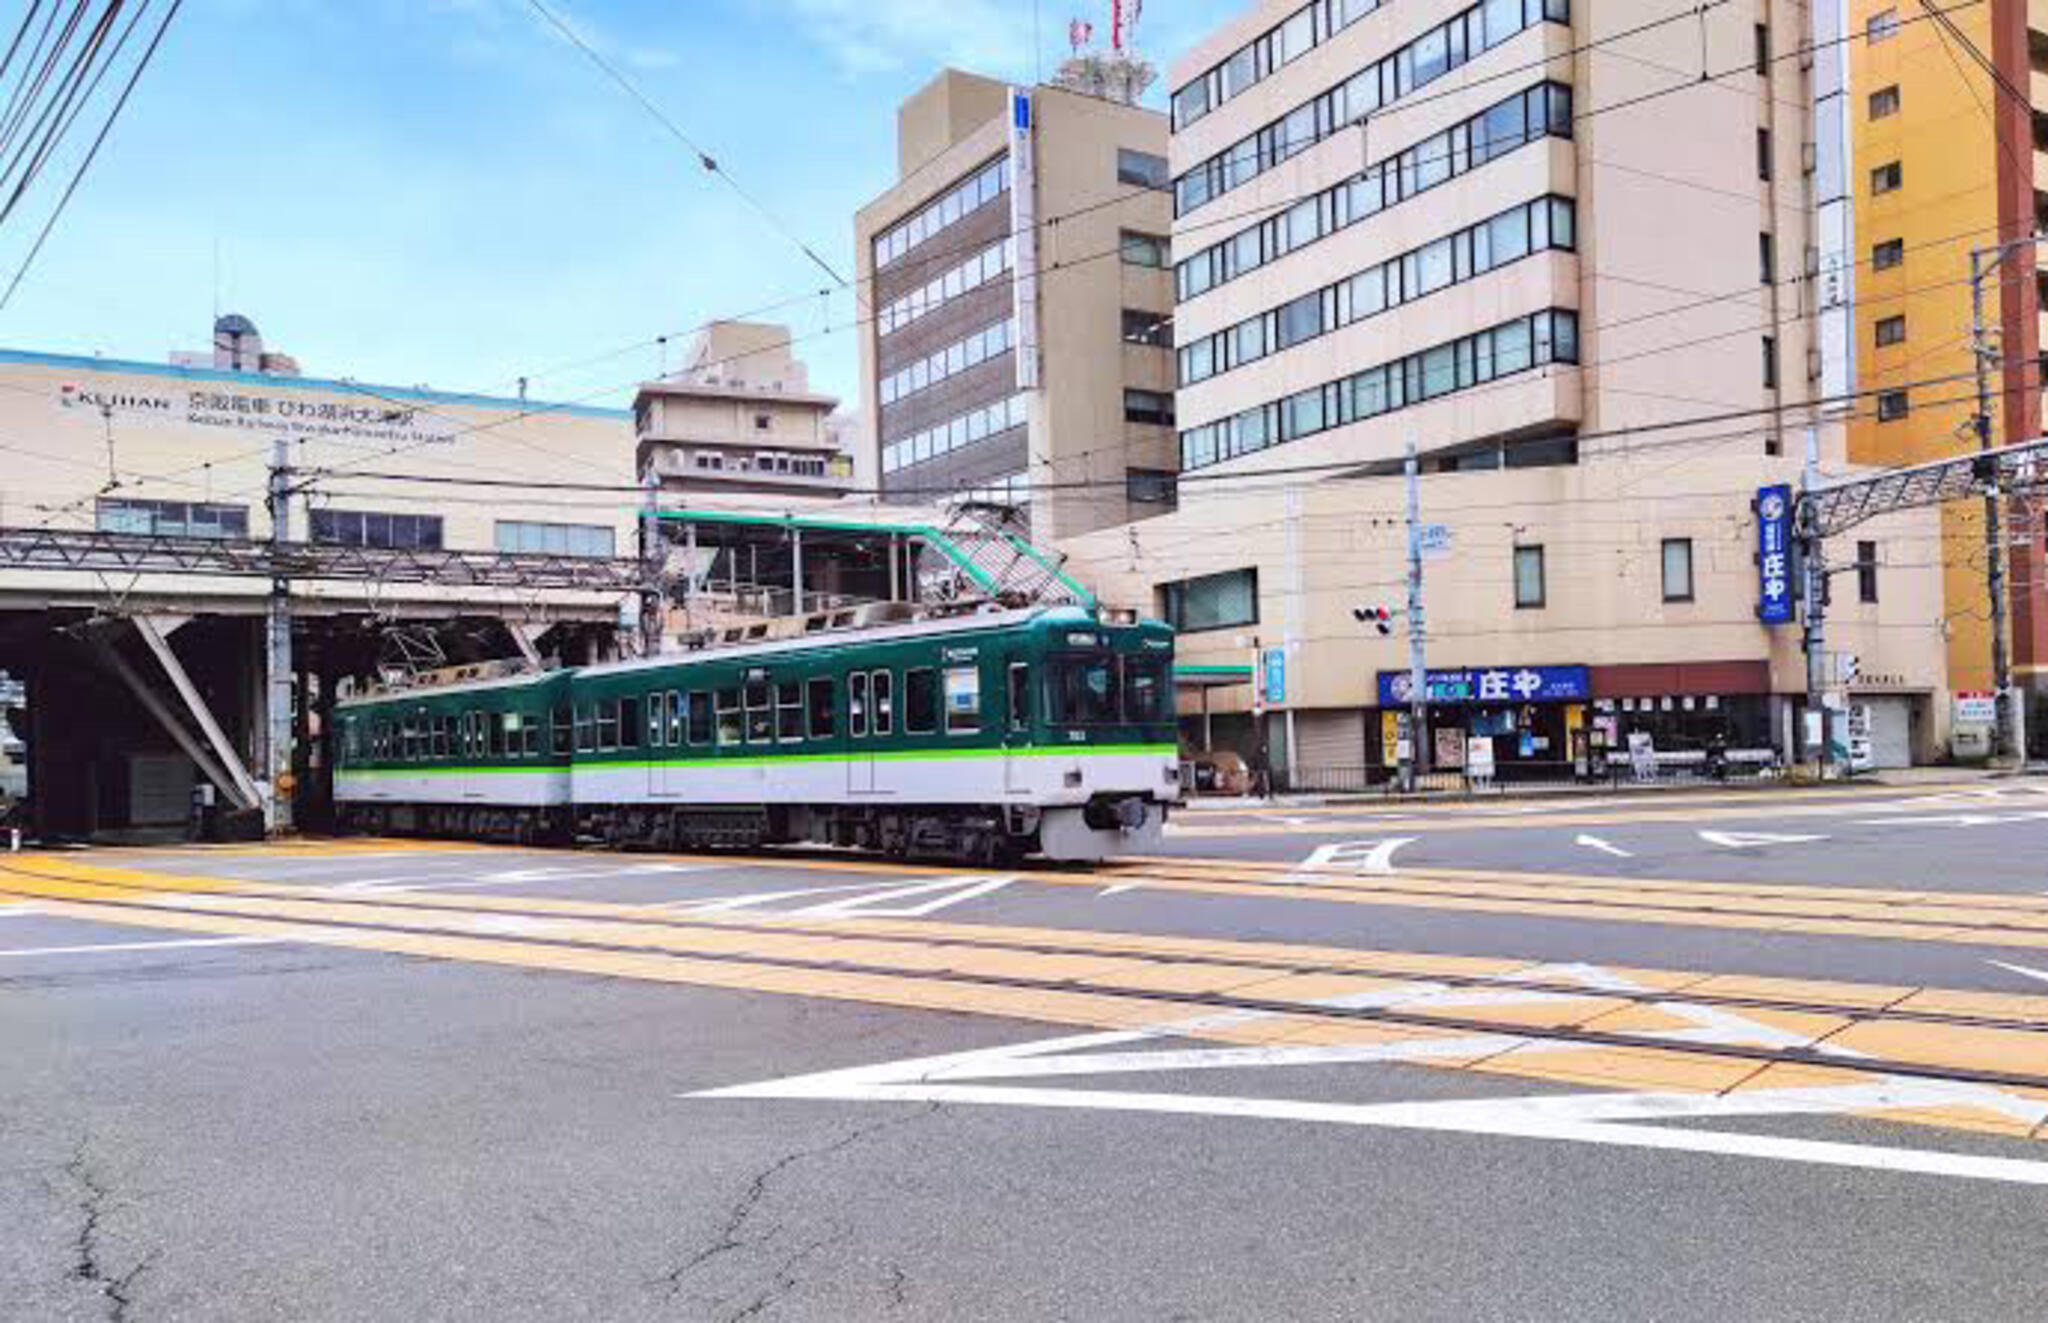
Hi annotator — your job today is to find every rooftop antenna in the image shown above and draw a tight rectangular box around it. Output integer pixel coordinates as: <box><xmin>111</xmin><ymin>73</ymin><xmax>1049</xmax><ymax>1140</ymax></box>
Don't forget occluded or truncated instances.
<box><xmin>1068</xmin><ymin>16</ymin><xmax>1093</xmax><ymax>55</ymax></box>
<box><xmin>1112</xmin><ymin>0</ymin><xmax>1141</xmax><ymax>53</ymax></box>
<box><xmin>1050</xmin><ymin>1</ymin><xmax>1153</xmax><ymax>104</ymax></box>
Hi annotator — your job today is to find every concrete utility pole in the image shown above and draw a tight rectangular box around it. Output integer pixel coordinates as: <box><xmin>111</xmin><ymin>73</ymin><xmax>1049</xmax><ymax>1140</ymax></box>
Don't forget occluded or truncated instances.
<box><xmin>639</xmin><ymin>472</ymin><xmax>662</xmax><ymax>656</ymax></box>
<box><xmin>1968</xmin><ymin>238</ymin><xmax>2037</xmax><ymax>765</ymax></box>
<box><xmin>1800</xmin><ymin>425</ymin><xmax>1833</xmax><ymax>779</ymax></box>
<box><xmin>264</xmin><ymin>439</ymin><xmax>294</xmax><ymax>832</ymax></box>
<box><xmin>1403</xmin><ymin>438</ymin><xmax>1429</xmax><ymax>790</ymax></box>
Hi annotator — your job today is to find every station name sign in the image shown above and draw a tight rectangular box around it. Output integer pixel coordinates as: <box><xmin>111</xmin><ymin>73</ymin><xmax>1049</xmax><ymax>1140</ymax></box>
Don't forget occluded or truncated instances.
<box><xmin>1377</xmin><ymin>665</ymin><xmax>1590</xmax><ymax>707</ymax></box>
<box><xmin>58</xmin><ymin>380</ymin><xmax>457</xmax><ymax>446</ymax></box>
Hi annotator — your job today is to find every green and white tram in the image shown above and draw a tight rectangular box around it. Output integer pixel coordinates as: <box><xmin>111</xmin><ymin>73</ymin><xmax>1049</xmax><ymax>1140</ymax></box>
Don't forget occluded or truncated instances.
<box><xmin>334</xmin><ymin>605</ymin><xmax>1179</xmax><ymax>862</ymax></box>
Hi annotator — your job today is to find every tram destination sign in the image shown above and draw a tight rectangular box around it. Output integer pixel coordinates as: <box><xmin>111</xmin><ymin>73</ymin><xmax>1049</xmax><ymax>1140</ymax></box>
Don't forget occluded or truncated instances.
<box><xmin>1377</xmin><ymin>665</ymin><xmax>1589</xmax><ymax>707</ymax></box>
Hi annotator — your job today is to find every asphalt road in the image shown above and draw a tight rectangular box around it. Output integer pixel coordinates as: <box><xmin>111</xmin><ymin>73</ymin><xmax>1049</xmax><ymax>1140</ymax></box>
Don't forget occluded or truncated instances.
<box><xmin>5</xmin><ymin>777</ymin><xmax>2048</xmax><ymax>1321</ymax></box>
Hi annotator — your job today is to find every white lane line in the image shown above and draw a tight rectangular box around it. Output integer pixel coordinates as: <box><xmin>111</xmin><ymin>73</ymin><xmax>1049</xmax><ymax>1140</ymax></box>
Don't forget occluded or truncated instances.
<box><xmin>0</xmin><ymin>936</ymin><xmax>288</xmax><ymax>958</ymax></box>
<box><xmin>0</xmin><ymin>907</ymin><xmax>46</xmax><ymax>919</ymax></box>
<box><xmin>1574</xmin><ymin>834</ymin><xmax>1633</xmax><ymax>859</ymax></box>
<box><xmin>691</xmin><ymin>1076</ymin><xmax>2048</xmax><ymax>1186</ymax></box>
<box><xmin>1098</xmin><ymin>884</ymin><xmax>1140</xmax><ymax>897</ymax></box>
<box><xmin>1698</xmin><ymin>830</ymin><xmax>1828</xmax><ymax>849</ymax></box>
<box><xmin>676</xmin><ymin>878</ymin><xmax>928</xmax><ymax>914</ymax></box>
<box><xmin>1988</xmin><ymin>960</ymin><xmax>2048</xmax><ymax>987</ymax></box>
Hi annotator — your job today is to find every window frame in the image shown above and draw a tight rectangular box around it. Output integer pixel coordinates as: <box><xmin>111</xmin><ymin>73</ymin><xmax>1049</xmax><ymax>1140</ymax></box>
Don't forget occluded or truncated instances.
<box><xmin>1513</xmin><ymin>544</ymin><xmax>1547</xmax><ymax>609</ymax></box>
<box><xmin>870</xmin><ymin>670</ymin><xmax>894</xmax><ymax>737</ymax></box>
<box><xmin>1661</xmin><ymin>538</ymin><xmax>1695</xmax><ymax>603</ymax></box>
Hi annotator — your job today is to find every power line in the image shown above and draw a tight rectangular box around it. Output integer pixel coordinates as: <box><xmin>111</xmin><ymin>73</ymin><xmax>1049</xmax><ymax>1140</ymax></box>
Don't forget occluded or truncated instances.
<box><xmin>0</xmin><ymin>0</ymin><xmax>182</xmax><ymax>312</ymax></box>
<box><xmin>521</xmin><ymin>0</ymin><xmax>848</xmax><ymax>292</ymax></box>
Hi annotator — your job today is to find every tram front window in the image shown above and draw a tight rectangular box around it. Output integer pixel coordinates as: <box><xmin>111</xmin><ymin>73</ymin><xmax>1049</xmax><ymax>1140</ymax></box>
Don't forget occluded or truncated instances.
<box><xmin>1048</xmin><ymin>653</ymin><xmax>1122</xmax><ymax>726</ymax></box>
<box><xmin>1123</xmin><ymin>656</ymin><xmax>1170</xmax><ymax>725</ymax></box>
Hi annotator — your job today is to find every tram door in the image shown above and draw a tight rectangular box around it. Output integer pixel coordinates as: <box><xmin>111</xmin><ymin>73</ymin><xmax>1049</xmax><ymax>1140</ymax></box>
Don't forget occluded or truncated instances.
<box><xmin>846</xmin><ymin>670</ymin><xmax>875</xmax><ymax>794</ymax></box>
<box><xmin>1003</xmin><ymin>661</ymin><xmax>1032</xmax><ymax>795</ymax></box>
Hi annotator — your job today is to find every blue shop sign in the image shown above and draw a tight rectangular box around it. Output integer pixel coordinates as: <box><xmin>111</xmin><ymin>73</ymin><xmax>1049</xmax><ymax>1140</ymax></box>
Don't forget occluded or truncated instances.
<box><xmin>1262</xmin><ymin>647</ymin><xmax>1287</xmax><ymax>705</ymax></box>
<box><xmin>1377</xmin><ymin>665</ymin><xmax>1590</xmax><ymax>707</ymax></box>
<box><xmin>1755</xmin><ymin>483</ymin><xmax>1794</xmax><ymax>626</ymax></box>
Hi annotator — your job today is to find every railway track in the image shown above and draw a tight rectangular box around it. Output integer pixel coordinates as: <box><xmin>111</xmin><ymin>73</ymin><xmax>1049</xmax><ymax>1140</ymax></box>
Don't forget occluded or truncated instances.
<box><xmin>8</xmin><ymin>857</ymin><xmax>2048</xmax><ymax>1110</ymax></box>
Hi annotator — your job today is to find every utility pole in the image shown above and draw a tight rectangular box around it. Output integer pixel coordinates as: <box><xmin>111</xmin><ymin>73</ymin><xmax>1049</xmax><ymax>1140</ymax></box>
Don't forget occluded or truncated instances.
<box><xmin>264</xmin><ymin>439</ymin><xmax>294</xmax><ymax>832</ymax></box>
<box><xmin>1403</xmin><ymin>438</ymin><xmax>1429</xmax><ymax>790</ymax></box>
<box><xmin>1799</xmin><ymin>425</ymin><xmax>1832</xmax><ymax>779</ymax></box>
<box><xmin>1969</xmin><ymin>240</ymin><xmax>2028</xmax><ymax>765</ymax></box>
<box><xmin>638</xmin><ymin>472</ymin><xmax>662</xmax><ymax>657</ymax></box>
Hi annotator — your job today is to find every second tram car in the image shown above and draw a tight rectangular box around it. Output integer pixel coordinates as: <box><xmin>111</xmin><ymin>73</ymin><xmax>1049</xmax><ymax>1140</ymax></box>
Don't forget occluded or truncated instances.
<box><xmin>335</xmin><ymin>605</ymin><xmax>1178</xmax><ymax>862</ymax></box>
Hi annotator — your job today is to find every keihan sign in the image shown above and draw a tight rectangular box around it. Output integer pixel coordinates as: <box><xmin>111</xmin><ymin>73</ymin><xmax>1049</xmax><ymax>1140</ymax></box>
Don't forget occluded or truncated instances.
<box><xmin>58</xmin><ymin>381</ymin><xmax>457</xmax><ymax>447</ymax></box>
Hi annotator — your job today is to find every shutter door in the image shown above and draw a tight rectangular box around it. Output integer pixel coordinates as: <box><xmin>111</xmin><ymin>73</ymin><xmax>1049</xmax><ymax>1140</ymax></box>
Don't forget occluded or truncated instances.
<box><xmin>1293</xmin><ymin>709</ymin><xmax>1367</xmax><ymax>779</ymax></box>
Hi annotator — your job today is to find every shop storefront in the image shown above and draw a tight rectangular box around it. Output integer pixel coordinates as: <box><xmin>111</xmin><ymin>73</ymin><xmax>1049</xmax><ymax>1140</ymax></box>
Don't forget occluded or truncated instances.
<box><xmin>1587</xmin><ymin>661</ymin><xmax>1778</xmax><ymax>775</ymax></box>
<box><xmin>1375</xmin><ymin>665</ymin><xmax>1591</xmax><ymax>781</ymax></box>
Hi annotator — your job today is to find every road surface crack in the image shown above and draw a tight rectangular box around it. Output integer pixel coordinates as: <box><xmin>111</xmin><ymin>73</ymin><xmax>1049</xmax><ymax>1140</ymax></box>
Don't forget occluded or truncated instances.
<box><xmin>66</xmin><ymin>1140</ymin><xmax>155</xmax><ymax>1323</ymax></box>
<box><xmin>655</xmin><ymin>1103</ymin><xmax>938</xmax><ymax>1307</ymax></box>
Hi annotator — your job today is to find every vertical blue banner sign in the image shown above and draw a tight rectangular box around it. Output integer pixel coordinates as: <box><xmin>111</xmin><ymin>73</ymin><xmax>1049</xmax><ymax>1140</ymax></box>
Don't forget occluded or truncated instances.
<box><xmin>1262</xmin><ymin>648</ymin><xmax>1286</xmax><ymax>705</ymax></box>
<box><xmin>1755</xmin><ymin>483</ymin><xmax>1794</xmax><ymax>626</ymax></box>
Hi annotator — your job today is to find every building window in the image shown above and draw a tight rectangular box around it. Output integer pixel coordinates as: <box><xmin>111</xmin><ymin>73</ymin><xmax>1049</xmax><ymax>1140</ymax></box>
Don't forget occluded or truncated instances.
<box><xmin>1875</xmin><ymin>315</ymin><xmax>1906</xmax><ymax>347</ymax></box>
<box><xmin>1514</xmin><ymin>545</ymin><xmax>1546</xmax><ymax>609</ymax></box>
<box><xmin>1121</xmin><ymin>309</ymin><xmax>1173</xmax><ymax>347</ymax></box>
<box><xmin>753</xmin><ymin>413</ymin><xmax>771</xmax><ymax>431</ymax></box>
<box><xmin>1125</xmin><ymin>468</ymin><xmax>1177</xmax><ymax>505</ymax></box>
<box><xmin>1873</xmin><ymin>237</ymin><xmax>1905</xmax><ymax>270</ymax></box>
<box><xmin>1662</xmin><ymin>538</ymin><xmax>1694</xmax><ymax>603</ymax></box>
<box><xmin>1763</xmin><ymin>336</ymin><xmax>1778</xmax><ymax>389</ymax></box>
<box><xmin>1870</xmin><ymin>85</ymin><xmax>1900</xmax><ymax>118</ymax></box>
<box><xmin>1117</xmin><ymin>148</ymin><xmax>1169</xmax><ymax>190</ymax></box>
<box><xmin>1120</xmin><ymin>230</ymin><xmax>1170</xmax><ymax>269</ymax></box>
<box><xmin>309</xmin><ymin>509</ymin><xmax>443</xmax><ymax>549</ymax></box>
<box><xmin>1759</xmin><ymin>232</ymin><xmax>1776</xmax><ymax>285</ymax></box>
<box><xmin>1857</xmin><ymin>541</ymin><xmax>1880</xmax><ymax>602</ymax></box>
<box><xmin>1159</xmin><ymin>567</ymin><xmax>1257</xmax><ymax>632</ymax></box>
<box><xmin>873</xmin><ymin>154</ymin><xmax>1008</xmax><ymax>270</ymax></box>
<box><xmin>495</xmin><ymin>521</ymin><xmax>616</xmax><ymax>558</ymax></box>
<box><xmin>1757</xmin><ymin>128</ymin><xmax>1773</xmax><ymax>181</ymax></box>
<box><xmin>1755</xmin><ymin>23</ymin><xmax>1770</xmax><ymax>74</ymax></box>
<box><xmin>1877</xmin><ymin>389</ymin><xmax>1910</xmax><ymax>421</ymax></box>
<box><xmin>1871</xmin><ymin>161</ymin><xmax>1902</xmax><ymax>194</ymax></box>
<box><xmin>95</xmin><ymin>499</ymin><xmax>248</xmax><ymax>539</ymax></box>
<box><xmin>1867</xmin><ymin>8</ymin><xmax>1899</xmax><ymax>43</ymax></box>
<box><xmin>1124</xmin><ymin>389</ymin><xmax>1175</xmax><ymax>426</ymax></box>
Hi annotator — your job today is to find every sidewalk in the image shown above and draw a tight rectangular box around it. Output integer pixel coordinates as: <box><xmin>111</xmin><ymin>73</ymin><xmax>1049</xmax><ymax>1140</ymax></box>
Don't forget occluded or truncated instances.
<box><xmin>1179</xmin><ymin>763</ymin><xmax>2040</xmax><ymax>811</ymax></box>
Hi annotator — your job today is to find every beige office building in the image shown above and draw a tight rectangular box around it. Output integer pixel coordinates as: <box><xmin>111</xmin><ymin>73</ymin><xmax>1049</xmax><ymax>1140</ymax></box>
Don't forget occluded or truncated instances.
<box><xmin>855</xmin><ymin>68</ymin><xmax>1178</xmax><ymax>540</ymax></box>
<box><xmin>1061</xmin><ymin>0</ymin><xmax>1956</xmax><ymax>777</ymax></box>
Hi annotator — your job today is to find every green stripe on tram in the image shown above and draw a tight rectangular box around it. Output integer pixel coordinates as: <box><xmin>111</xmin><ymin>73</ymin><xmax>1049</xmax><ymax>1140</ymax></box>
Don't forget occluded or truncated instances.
<box><xmin>337</xmin><ymin>743</ymin><xmax>1179</xmax><ymax>778</ymax></box>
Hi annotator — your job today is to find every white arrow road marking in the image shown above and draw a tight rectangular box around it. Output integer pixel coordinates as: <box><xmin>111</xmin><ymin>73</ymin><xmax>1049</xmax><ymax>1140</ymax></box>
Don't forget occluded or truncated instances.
<box><xmin>689</xmin><ymin>961</ymin><xmax>2048</xmax><ymax>1185</ymax></box>
<box><xmin>1989</xmin><ymin>960</ymin><xmax>2048</xmax><ymax>987</ymax></box>
<box><xmin>1574</xmin><ymin>834</ymin><xmax>1633</xmax><ymax>859</ymax></box>
<box><xmin>1291</xmin><ymin>838</ymin><xmax>1417</xmax><ymax>880</ymax></box>
<box><xmin>1698</xmin><ymin>830</ymin><xmax>1829</xmax><ymax>850</ymax></box>
<box><xmin>1098</xmin><ymin>884</ymin><xmax>1140</xmax><ymax>897</ymax></box>
<box><xmin>794</xmin><ymin>876</ymin><xmax>1015</xmax><ymax>918</ymax></box>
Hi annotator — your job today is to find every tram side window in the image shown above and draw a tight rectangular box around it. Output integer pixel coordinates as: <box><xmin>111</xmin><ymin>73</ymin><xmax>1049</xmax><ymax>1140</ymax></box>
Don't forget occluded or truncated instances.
<box><xmin>1124</xmin><ymin>655</ymin><xmax>1170</xmax><ymax>724</ymax></box>
<box><xmin>687</xmin><ymin>691</ymin><xmax>713</xmax><ymax>745</ymax></box>
<box><xmin>715</xmin><ymin>688</ymin><xmax>743</xmax><ymax>746</ymax></box>
<box><xmin>872</xmin><ymin>670</ymin><xmax>895</xmax><ymax>736</ymax></box>
<box><xmin>776</xmin><ymin>682</ymin><xmax>803</xmax><ymax>742</ymax></box>
<box><xmin>576</xmin><ymin>704</ymin><xmax>597</xmax><ymax>753</ymax></box>
<box><xmin>619</xmin><ymin>695</ymin><xmax>641</xmax><ymax>750</ymax></box>
<box><xmin>1008</xmin><ymin>663</ymin><xmax>1031</xmax><ymax>732</ymax></box>
<box><xmin>597</xmin><ymin>700</ymin><xmax>620</xmax><ymax>751</ymax></box>
<box><xmin>552</xmin><ymin>705</ymin><xmax>573</xmax><ymax>755</ymax></box>
<box><xmin>904</xmin><ymin>668</ymin><xmax>938</xmax><ymax>734</ymax></box>
<box><xmin>665</xmin><ymin>691</ymin><xmax>683</xmax><ymax>746</ymax></box>
<box><xmin>430</xmin><ymin>716</ymin><xmax>448</xmax><ymax>758</ymax></box>
<box><xmin>944</xmin><ymin>666</ymin><xmax>981</xmax><ymax>734</ymax></box>
<box><xmin>489</xmin><ymin>712</ymin><xmax>507</xmax><ymax>757</ymax></box>
<box><xmin>744</xmin><ymin>680</ymin><xmax>773</xmax><ymax>743</ymax></box>
<box><xmin>522</xmin><ymin>713</ymin><xmax>540</xmax><ymax>756</ymax></box>
<box><xmin>849</xmin><ymin>672</ymin><xmax>870</xmax><ymax>737</ymax></box>
<box><xmin>647</xmin><ymin>692</ymin><xmax>665</xmax><ymax>747</ymax></box>
<box><xmin>807</xmin><ymin>677</ymin><xmax>835</xmax><ymax>738</ymax></box>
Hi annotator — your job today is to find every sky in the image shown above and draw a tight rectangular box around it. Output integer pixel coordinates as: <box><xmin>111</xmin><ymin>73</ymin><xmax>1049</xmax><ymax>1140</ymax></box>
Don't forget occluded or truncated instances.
<box><xmin>0</xmin><ymin>0</ymin><xmax>1244</xmax><ymax>412</ymax></box>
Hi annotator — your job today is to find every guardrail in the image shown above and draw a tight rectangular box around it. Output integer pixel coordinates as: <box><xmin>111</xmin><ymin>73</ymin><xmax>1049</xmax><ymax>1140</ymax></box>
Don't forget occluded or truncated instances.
<box><xmin>1263</xmin><ymin>755</ymin><xmax>1785</xmax><ymax>797</ymax></box>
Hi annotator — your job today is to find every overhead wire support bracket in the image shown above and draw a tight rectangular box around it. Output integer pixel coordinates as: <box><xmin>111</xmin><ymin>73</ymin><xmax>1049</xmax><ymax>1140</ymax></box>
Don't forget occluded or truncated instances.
<box><xmin>1798</xmin><ymin>435</ymin><xmax>2048</xmax><ymax>539</ymax></box>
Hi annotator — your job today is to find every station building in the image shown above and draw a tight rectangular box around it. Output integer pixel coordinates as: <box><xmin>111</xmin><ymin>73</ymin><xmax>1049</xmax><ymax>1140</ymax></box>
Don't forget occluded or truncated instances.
<box><xmin>0</xmin><ymin>315</ymin><xmax>643</xmax><ymax>838</ymax></box>
<box><xmin>1056</xmin><ymin>0</ymin><xmax>1959</xmax><ymax>778</ymax></box>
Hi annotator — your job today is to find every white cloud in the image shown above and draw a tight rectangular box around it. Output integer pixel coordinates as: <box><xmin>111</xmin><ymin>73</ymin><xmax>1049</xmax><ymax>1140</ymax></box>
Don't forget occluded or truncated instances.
<box><xmin>788</xmin><ymin>0</ymin><xmax>1044</xmax><ymax>77</ymax></box>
